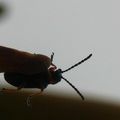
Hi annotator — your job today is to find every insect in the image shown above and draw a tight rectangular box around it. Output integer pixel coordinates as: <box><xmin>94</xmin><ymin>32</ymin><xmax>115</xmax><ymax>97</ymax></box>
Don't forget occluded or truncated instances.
<box><xmin>0</xmin><ymin>46</ymin><xmax>92</xmax><ymax>106</ymax></box>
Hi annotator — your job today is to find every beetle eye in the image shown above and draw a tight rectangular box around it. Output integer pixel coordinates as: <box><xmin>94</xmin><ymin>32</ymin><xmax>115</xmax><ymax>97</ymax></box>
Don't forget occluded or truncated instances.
<box><xmin>49</xmin><ymin>66</ymin><xmax>56</xmax><ymax>72</ymax></box>
<box><xmin>48</xmin><ymin>65</ymin><xmax>57</xmax><ymax>72</ymax></box>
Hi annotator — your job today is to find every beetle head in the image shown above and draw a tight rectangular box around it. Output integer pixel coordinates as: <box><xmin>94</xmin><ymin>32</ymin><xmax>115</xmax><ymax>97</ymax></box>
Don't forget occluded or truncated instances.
<box><xmin>49</xmin><ymin>67</ymin><xmax>85</xmax><ymax>100</ymax></box>
<box><xmin>49</xmin><ymin>67</ymin><xmax>62</xmax><ymax>84</ymax></box>
<box><xmin>48</xmin><ymin>53</ymin><xmax>92</xmax><ymax>100</ymax></box>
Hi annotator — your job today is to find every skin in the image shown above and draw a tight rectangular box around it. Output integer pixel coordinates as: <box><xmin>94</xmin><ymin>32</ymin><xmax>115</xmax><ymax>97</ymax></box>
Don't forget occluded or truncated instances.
<box><xmin>0</xmin><ymin>46</ymin><xmax>51</xmax><ymax>74</ymax></box>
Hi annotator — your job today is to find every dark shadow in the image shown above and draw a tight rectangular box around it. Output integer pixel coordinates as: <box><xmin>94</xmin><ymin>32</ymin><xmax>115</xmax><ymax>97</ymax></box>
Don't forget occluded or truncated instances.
<box><xmin>0</xmin><ymin>90</ymin><xmax>120</xmax><ymax>120</ymax></box>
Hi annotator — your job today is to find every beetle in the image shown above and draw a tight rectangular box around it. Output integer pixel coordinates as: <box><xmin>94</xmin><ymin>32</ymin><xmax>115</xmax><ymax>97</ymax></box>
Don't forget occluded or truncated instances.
<box><xmin>0</xmin><ymin>46</ymin><xmax>92</xmax><ymax>106</ymax></box>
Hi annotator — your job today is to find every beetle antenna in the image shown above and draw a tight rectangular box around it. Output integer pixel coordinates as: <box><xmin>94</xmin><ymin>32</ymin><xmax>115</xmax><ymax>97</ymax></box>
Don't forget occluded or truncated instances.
<box><xmin>61</xmin><ymin>76</ymin><xmax>84</xmax><ymax>100</ymax></box>
<box><xmin>51</xmin><ymin>52</ymin><xmax>54</xmax><ymax>63</ymax></box>
<box><xmin>62</xmin><ymin>54</ymin><xmax>92</xmax><ymax>73</ymax></box>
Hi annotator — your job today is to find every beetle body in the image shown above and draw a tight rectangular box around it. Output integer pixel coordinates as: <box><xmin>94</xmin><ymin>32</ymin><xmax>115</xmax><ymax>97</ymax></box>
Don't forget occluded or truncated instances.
<box><xmin>0</xmin><ymin>46</ymin><xmax>60</xmax><ymax>91</ymax></box>
<box><xmin>0</xmin><ymin>45</ymin><xmax>92</xmax><ymax>101</ymax></box>
<box><xmin>4</xmin><ymin>69</ymin><xmax>62</xmax><ymax>90</ymax></box>
<box><xmin>4</xmin><ymin>72</ymin><xmax>50</xmax><ymax>89</ymax></box>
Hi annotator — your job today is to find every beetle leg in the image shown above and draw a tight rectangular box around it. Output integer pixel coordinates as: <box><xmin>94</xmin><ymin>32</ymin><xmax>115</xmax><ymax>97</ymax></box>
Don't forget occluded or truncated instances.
<box><xmin>26</xmin><ymin>89</ymin><xmax>43</xmax><ymax>107</ymax></box>
<box><xmin>17</xmin><ymin>82</ymin><xmax>26</xmax><ymax>90</ymax></box>
<box><xmin>0</xmin><ymin>87</ymin><xmax>21</xmax><ymax>93</ymax></box>
<box><xmin>0</xmin><ymin>82</ymin><xmax>24</xmax><ymax>94</ymax></box>
<box><xmin>17</xmin><ymin>86</ymin><xmax>22</xmax><ymax>90</ymax></box>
